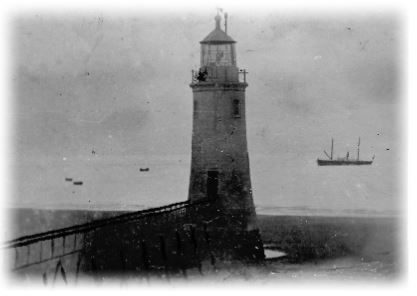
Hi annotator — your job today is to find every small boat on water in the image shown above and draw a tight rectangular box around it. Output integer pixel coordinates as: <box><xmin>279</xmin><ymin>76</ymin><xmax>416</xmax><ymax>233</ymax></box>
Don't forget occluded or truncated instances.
<box><xmin>317</xmin><ymin>137</ymin><xmax>374</xmax><ymax>166</ymax></box>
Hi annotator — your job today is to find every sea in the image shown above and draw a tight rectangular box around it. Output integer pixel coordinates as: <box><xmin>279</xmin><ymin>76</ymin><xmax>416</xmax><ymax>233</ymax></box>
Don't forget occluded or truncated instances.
<box><xmin>5</xmin><ymin>152</ymin><xmax>401</xmax><ymax>240</ymax></box>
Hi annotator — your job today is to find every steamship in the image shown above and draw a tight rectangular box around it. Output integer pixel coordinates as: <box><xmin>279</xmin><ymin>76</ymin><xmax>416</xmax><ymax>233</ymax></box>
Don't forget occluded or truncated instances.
<box><xmin>317</xmin><ymin>138</ymin><xmax>375</xmax><ymax>166</ymax></box>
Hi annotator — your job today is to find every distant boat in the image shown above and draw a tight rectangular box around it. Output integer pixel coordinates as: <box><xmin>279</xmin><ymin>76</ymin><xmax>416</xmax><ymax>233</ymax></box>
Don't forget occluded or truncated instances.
<box><xmin>139</xmin><ymin>168</ymin><xmax>150</xmax><ymax>172</ymax></box>
<box><xmin>317</xmin><ymin>137</ymin><xmax>374</xmax><ymax>166</ymax></box>
<box><xmin>65</xmin><ymin>178</ymin><xmax>73</xmax><ymax>182</ymax></box>
<box><xmin>73</xmin><ymin>181</ymin><xmax>83</xmax><ymax>185</ymax></box>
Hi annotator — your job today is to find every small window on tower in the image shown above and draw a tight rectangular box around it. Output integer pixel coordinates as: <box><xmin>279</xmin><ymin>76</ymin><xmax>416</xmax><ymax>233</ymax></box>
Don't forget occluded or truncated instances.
<box><xmin>207</xmin><ymin>170</ymin><xmax>219</xmax><ymax>200</ymax></box>
<box><xmin>233</xmin><ymin>99</ymin><xmax>240</xmax><ymax>118</ymax></box>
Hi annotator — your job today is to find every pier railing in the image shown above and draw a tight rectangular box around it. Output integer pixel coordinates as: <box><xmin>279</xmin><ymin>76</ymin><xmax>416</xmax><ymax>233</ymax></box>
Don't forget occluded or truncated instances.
<box><xmin>4</xmin><ymin>199</ymin><xmax>212</xmax><ymax>283</ymax></box>
<box><xmin>6</xmin><ymin>200</ymin><xmax>192</xmax><ymax>249</ymax></box>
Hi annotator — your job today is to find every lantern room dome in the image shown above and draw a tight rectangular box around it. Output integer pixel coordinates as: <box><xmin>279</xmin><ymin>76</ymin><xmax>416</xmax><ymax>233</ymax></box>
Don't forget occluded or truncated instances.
<box><xmin>200</xmin><ymin>29</ymin><xmax>235</xmax><ymax>44</ymax></box>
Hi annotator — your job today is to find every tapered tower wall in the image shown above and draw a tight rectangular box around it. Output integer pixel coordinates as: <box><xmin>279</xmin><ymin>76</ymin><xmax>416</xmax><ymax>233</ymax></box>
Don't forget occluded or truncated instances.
<box><xmin>188</xmin><ymin>82</ymin><xmax>258</xmax><ymax>231</ymax></box>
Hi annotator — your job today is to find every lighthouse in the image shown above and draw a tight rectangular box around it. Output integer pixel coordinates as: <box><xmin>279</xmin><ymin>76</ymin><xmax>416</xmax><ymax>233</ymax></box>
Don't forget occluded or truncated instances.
<box><xmin>188</xmin><ymin>12</ymin><xmax>261</xmax><ymax>247</ymax></box>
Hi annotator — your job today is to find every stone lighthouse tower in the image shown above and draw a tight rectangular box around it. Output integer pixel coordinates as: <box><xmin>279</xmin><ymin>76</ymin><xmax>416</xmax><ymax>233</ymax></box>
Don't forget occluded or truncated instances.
<box><xmin>188</xmin><ymin>12</ymin><xmax>261</xmax><ymax>248</ymax></box>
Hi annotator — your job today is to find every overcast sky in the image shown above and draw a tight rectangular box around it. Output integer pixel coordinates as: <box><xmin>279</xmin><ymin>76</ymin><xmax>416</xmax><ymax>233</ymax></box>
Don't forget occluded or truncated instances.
<box><xmin>9</xmin><ymin>12</ymin><xmax>402</xmax><ymax>213</ymax></box>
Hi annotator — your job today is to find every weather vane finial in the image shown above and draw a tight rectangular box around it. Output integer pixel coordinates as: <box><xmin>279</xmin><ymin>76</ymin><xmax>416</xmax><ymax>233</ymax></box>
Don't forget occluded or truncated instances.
<box><xmin>214</xmin><ymin>7</ymin><xmax>223</xmax><ymax>29</ymax></box>
<box><xmin>215</xmin><ymin>8</ymin><xmax>227</xmax><ymax>32</ymax></box>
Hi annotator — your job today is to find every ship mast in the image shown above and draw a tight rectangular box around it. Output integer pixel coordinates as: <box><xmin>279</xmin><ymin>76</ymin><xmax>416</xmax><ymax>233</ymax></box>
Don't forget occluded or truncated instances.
<box><xmin>357</xmin><ymin>137</ymin><xmax>361</xmax><ymax>161</ymax></box>
<box><xmin>331</xmin><ymin>138</ymin><xmax>334</xmax><ymax>160</ymax></box>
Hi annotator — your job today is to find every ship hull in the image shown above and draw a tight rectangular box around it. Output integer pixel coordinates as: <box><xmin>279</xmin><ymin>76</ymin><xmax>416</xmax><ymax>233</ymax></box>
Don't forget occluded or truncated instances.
<box><xmin>317</xmin><ymin>159</ymin><xmax>373</xmax><ymax>166</ymax></box>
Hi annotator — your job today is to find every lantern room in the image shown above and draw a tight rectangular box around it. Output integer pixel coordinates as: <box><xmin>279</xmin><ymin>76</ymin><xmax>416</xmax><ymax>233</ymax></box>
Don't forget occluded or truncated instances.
<box><xmin>200</xmin><ymin>14</ymin><xmax>237</xmax><ymax>67</ymax></box>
